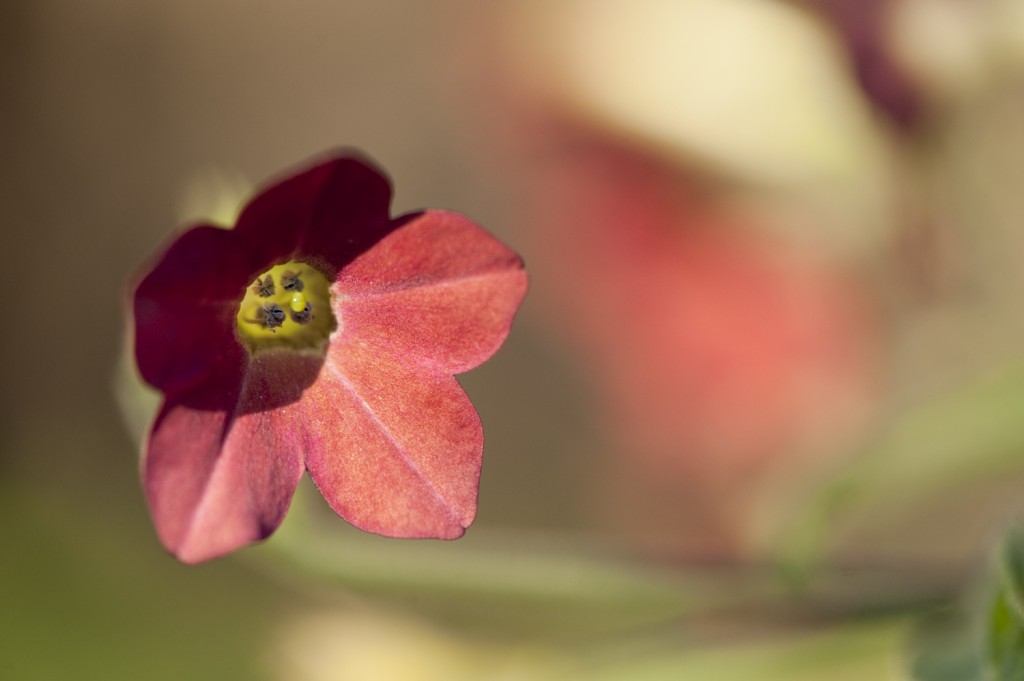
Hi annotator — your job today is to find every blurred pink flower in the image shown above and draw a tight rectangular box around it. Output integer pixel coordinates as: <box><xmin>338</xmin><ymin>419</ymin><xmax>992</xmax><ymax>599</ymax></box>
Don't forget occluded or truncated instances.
<box><xmin>523</xmin><ymin>134</ymin><xmax>878</xmax><ymax>548</ymax></box>
<box><xmin>132</xmin><ymin>152</ymin><xmax>527</xmax><ymax>563</ymax></box>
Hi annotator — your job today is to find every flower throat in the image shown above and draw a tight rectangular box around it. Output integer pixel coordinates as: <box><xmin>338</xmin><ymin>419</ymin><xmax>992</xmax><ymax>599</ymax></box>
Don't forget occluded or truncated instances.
<box><xmin>235</xmin><ymin>262</ymin><xmax>336</xmax><ymax>353</ymax></box>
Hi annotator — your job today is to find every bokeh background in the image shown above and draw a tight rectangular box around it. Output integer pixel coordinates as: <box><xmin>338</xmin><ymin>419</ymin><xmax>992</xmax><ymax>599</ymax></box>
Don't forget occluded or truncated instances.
<box><xmin>6</xmin><ymin>0</ymin><xmax>1024</xmax><ymax>678</ymax></box>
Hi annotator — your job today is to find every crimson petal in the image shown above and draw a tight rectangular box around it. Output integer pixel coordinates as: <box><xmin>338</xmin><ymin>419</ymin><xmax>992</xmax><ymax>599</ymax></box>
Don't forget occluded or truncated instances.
<box><xmin>133</xmin><ymin>225</ymin><xmax>256</xmax><ymax>395</ymax></box>
<box><xmin>233</xmin><ymin>152</ymin><xmax>394</xmax><ymax>274</ymax></box>
<box><xmin>303</xmin><ymin>336</ymin><xmax>483</xmax><ymax>538</ymax></box>
<box><xmin>334</xmin><ymin>210</ymin><xmax>528</xmax><ymax>373</ymax></box>
<box><xmin>143</xmin><ymin>353</ymin><xmax>319</xmax><ymax>563</ymax></box>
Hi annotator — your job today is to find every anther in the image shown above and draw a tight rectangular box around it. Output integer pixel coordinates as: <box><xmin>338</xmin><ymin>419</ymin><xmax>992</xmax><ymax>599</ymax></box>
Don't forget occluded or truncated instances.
<box><xmin>290</xmin><ymin>302</ymin><xmax>313</xmax><ymax>325</ymax></box>
<box><xmin>280</xmin><ymin>270</ymin><xmax>304</xmax><ymax>292</ymax></box>
<box><xmin>253</xmin><ymin>275</ymin><xmax>276</xmax><ymax>297</ymax></box>
<box><xmin>252</xmin><ymin>303</ymin><xmax>287</xmax><ymax>331</ymax></box>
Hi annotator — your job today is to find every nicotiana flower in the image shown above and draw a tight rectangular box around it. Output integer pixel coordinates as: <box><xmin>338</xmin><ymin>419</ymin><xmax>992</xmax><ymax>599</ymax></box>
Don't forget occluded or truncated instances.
<box><xmin>132</xmin><ymin>152</ymin><xmax>527</xmax><ymax>564</ymax></box>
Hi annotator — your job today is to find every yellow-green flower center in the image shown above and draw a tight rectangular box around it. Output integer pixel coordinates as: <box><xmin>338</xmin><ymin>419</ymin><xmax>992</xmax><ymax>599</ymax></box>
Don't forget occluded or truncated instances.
<box><xmin>235</xmin><ymin>262</ymin><xmax>336</xmax><ymax>354</ymax></box>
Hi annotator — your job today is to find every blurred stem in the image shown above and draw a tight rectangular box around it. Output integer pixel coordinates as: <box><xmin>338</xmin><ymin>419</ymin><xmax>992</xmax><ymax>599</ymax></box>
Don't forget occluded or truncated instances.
<box><xmin>254</xmin><ymin>482</ymin><xmax>954</xmax><ymax>636</ymax></box>
<box><xmin>258</xmin><ymin>484</ymin><xmax>700</xmax><ymax>626</ymax></box>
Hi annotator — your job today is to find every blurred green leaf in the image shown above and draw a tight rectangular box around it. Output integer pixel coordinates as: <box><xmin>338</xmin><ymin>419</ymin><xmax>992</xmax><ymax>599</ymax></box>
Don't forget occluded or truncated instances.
<box><xmin>908</xmin><ymin>529</ymin><xmax>1024</xmax><ymax>681</ymax></box>
<box><xmin>987</xmin><ymin>529</ymin><xmax>1024</xmax><ymax>680</ymax></box>
<box><xmin>781</xmin><ymin>359</ymin><xmax>1024</xmax><ymax>577</ymax></box>
<box><xmin>906</xmin><ymin>608</ymin><xmax>984</xmax><ymax>681</ymax></box>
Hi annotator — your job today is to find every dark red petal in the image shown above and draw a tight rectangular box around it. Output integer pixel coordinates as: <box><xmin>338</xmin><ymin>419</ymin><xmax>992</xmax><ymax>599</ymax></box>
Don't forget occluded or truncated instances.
<box><xmin>133</xmin><ymin>225</ymin><xmax>256</xmax><ymax>394</ymax></box>
<box><xmin>303</xmin><ymin>337</ymin><xmax>483</xmax><ymax>539</ymax></box>
<box><xmin>334</xmin><ymin>210</ymin><xmax>528</xmax><ymax>373</ymax></box>
<box><xmin>143</xmin><ymin>353</ymin><xmax>319</xmax><ymax>563</ymax></box>
<box><xmin>816</xmin><ymin>0</ymin><xmax>923</xmax><ymax>130</ymax></box>
<box><xmin>233</xmin><ymin>152</ymin><xmax>394</xmax><ymax>273</ymax></box>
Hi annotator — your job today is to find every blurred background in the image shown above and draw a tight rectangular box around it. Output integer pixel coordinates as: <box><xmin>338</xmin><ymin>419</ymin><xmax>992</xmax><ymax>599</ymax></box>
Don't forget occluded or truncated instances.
<box><xmin>6</xmin><ymin>0</ymin><xmax>1024</xmax><ymax>678</ymax></box>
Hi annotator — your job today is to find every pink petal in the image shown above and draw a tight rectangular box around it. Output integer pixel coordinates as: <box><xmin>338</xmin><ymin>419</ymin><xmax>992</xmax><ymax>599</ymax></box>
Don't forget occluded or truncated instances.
<box><xmin>334</xmin><ymin>210</ymin><xmax>528</xmax><ymax>373</ymax></box>
<box><xmin>143</xmin><ymin>352</ymin><xmax>320</xmax><ymax>563</ymax></box>
<box><xmin>233</xmin><ymin>153</ymin><xmax>394</xmax><ymax>273</ymax></box>
<box><xmin>303</xmin><ymin>336</ymin><xmax>483</xmax><ymax>539</ymax></box>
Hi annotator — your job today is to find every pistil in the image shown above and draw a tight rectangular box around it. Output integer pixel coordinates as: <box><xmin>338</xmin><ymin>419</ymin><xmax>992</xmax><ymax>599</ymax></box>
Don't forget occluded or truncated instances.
<box><xmin>235</xmin><ymin>262</ymin><xmax>336</xmax><ymax>353</ymax></box>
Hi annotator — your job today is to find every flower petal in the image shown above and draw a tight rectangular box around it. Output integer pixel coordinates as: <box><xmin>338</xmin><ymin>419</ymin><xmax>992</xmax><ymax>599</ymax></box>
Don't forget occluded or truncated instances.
<box><xmin>233</xmin><ymin>152</ymin><xmax>394</xmax><ymax>273</ymax></box>
<box><xmin>143</xmin><ymin>352</ymin><xmax>319</xmax><ymax>563</ymax></box>
<box><xmin>303</xmin><ymin>337</ymin><xmax>483</xmax><ymax>539</ymax></box>
<box><xmin>133</xmin><ymin>225</ymin><xmax>256</xmax><ymax>394</ymax></box>
<box><xmin>334</xmin><ymin>210</ymin><xmax>528</xmax><ymax>373</ymax></box>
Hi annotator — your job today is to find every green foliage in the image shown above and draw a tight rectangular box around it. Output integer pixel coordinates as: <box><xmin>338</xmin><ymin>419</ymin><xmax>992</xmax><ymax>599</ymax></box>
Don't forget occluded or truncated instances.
<box><xmin>909</xmin><ymin>529</ymin><xmax>1024</xmax><ymax>681</ymax></box>
<box><xmin>988</xmin><ymin>530</ymin><xmax>1024</xmax><ymax>680</ymax></box>
<box><xmin>907</xmin><ymin>608</ymin><xmax>985</xmax><ymax>681</ymax></box>
<box><xmin>782</xmin><ymin>359</ymin><xmax>1024</xmax><ymax>579</ymax></box>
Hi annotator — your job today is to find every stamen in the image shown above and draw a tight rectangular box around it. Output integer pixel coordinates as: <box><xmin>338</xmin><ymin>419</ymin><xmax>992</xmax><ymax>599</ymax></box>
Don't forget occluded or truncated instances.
<box><xmin>281</xmin><ymin>270</ymin><xmax>304</xmax><ymax>292</ymax></box>
<box><xmin>253</xmin><ymin>275</ymin><xmax>276</xmax><ymax>297</ymax></box>
<box><xmin>252</xmin><ymin>303</ymin><xmax>287</xmax><ymax>331</ymax></box>
<box><xmin>291</xmin><ymin>302</ymin><xmax>313</xmax><ymax>325</ymax></box>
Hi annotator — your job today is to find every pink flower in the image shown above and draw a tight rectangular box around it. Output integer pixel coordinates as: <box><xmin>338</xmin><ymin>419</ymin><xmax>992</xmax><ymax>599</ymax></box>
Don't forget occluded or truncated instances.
<box><xmin>132</xmin><ymin>152</ymin><xmax>527</xmax><ymax>564</ymax></box>
<box><xmin>520</xmin><ymin>134</ymin><xmax>877</xmax><ymax>552</ymax></box>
